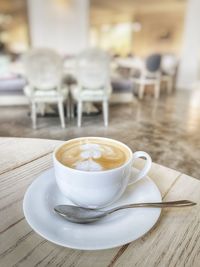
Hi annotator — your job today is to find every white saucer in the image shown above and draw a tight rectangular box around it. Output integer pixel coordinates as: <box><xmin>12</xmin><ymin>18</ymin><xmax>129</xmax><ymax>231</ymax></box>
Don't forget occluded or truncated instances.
<box><xmin>23</xmin><ymin>168</ymin><xmax>161</xmax><ymax>250</ymax></box>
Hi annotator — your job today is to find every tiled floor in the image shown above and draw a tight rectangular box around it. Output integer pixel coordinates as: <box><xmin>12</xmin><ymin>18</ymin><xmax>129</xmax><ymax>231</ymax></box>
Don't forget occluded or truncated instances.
<box><xmin>1</xmin><ymin>90</ymin><xmax>200</xmax><ymax>179</ymax></box>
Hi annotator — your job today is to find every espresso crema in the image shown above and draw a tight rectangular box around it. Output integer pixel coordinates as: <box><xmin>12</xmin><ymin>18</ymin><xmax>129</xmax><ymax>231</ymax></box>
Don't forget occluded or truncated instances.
<box><xmin>56</xmin><ymin>139</ymin><xmax>130</xmax><ymax>171</ymax></box>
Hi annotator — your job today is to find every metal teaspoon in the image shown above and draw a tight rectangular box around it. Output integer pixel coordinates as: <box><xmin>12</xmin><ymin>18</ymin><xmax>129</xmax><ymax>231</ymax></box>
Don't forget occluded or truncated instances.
<box><xmin>54</xmin><ymin>200</ymin><xmax>196</xmax><ymax>224</ymax></box>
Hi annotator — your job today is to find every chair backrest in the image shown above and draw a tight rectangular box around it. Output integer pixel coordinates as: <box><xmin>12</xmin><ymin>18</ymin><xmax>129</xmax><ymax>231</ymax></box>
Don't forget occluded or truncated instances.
<box><xmin>161</xmin><ymin>54</ymin><xmax>178</xmax><ymax>75</ymax></box>
<box><xmin>76</xmin><ymin>48</ymin><xmax>110</xmax><ymax>91</ymax></box>
<box><xmin>24</xmin><ymin>49</ymin><xmax>63</xmax><ymax>90</ymax></box>
<box><xmin>0</xmin><ymin>55</ymin><xmax>10</xmax><ymax>76</ymax></box>
<box><xmin>146</xmin><ymin>54</ymin><xmax>161</xmax><ymax>73</ymax></box>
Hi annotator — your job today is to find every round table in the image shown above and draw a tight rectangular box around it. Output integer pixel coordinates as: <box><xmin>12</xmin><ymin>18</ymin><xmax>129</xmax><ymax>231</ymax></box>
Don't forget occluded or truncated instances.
<box><xmin>0</xmin><ymin>137</ymin><xmax>199</xmax><ymax>266</ymax></box>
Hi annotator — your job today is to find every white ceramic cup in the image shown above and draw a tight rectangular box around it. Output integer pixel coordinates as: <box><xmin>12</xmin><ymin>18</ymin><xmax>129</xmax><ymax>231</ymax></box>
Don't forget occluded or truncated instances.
<box><xmin>53</xmin><ymin>137</ymin><xmax>152</xmax><ymax>208</ymax></box>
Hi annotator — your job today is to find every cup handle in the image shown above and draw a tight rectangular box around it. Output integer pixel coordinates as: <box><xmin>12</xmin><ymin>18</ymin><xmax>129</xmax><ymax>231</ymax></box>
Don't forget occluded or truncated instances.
<box><xmin>128</xmin><ymin>151</ymin><xmax>152</xmax><ymax>185</ymax></box>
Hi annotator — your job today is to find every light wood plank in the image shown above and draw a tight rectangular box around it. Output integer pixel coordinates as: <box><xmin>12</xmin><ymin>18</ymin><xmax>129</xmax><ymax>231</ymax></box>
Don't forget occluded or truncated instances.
<box><xmin>0</xmin><ymin>154</ymin><xmax>52</xmax><ymax>233</ymax></box>
<box><xmin>112</xmin><ymin>174</ymin><xmax>200</xmax><ymax>267</ymax></box>
<box><xmin>0</xmin><ymin>144</ymin><xmax>181</xmax><ymax>267</ymax></box>
<box><xmin>134</xmin><ymin>159</ymin><xmax>181</xmax><ymax>197</ymax></box>
<box><xmin>0</xmin><ymin>151</ymin><xmax>118</xmax><ymax>267</ymax></box>
<box><xmin>0</xmin><ymin>137</ymin><xmax>62</xmax><ymax>175</ymax></box>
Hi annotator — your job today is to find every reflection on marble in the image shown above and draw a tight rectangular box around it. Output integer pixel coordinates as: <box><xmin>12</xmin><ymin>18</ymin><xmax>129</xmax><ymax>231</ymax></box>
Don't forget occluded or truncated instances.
<box><xmin>0</xmin><ymin>90</ymin><xmax>200</xmax><ymax>179</ymax></box>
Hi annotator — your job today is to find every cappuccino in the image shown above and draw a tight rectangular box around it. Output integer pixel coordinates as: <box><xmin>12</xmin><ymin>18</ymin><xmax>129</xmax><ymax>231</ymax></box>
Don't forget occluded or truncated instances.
<box><xmin>56</xmin><ymin>138</ymin><xmax>130</xmax><ymax>171</ymax></box>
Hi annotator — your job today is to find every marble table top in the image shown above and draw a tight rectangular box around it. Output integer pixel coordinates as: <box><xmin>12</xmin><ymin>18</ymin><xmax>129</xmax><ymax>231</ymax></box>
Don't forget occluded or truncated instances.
<box><xmin>0</xmin><ymin>137</ymin><xmax>199</xmax><ymax>267</ymax></box>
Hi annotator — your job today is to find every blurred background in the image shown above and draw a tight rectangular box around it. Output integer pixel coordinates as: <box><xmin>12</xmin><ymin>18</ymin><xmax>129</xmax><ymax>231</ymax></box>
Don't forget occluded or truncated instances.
<box><xmin>0</xmin><ymin>0</ymin><xmax>199</xmax><ymax>177</ymax></box>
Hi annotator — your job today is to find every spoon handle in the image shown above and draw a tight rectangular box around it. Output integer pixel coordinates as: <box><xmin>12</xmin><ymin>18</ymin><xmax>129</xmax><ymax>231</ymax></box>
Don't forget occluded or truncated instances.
<box><xmin>108</xmin><ymin>200</ymin><xmax>196</xmax><ymax>214</ymax></box>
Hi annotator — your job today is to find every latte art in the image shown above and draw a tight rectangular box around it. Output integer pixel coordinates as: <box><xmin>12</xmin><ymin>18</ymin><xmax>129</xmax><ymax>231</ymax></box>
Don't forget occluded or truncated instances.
<box><xmin>56</xmin><ymin>139</ymin><xmax>129</xmax><ymax>171</ymax></box>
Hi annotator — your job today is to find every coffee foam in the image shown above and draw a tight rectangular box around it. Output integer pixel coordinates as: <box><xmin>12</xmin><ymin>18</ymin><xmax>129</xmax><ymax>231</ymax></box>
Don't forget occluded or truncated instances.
<box><xmin>56</xmin><ymin>139</ymin><xmax>130</xmax><ymax>171</ymax></box>
<box><xmin>75</xmin><ymin>159</ymin><xmax>102</xmax><ymax>171</ymax></box>
<box><xmin>80</xmin><ymin>144</ymin><xmax>102</xmax><ymax>159</ymax></box>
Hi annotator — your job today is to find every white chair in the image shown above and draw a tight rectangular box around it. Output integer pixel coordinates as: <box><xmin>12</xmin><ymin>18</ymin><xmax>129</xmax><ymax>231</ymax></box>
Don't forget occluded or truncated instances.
<box><xmin>71</xmin><ymin>48</ymin><xmax>112</xmax><ymax>127</ymax></box>
<box><xmin>161</xmin><ymin>54</ymin><xmax>178</xmax><ymax>94</ymax></box>
<box><xmin>23</xmin><ymin>49</ymin><xmax>68</xmax><ymax>129</ymax></box>
<box><xmin>132</xmin><ymin>54</ymin><xmax>162</xmax><ymax>99</ymax></box>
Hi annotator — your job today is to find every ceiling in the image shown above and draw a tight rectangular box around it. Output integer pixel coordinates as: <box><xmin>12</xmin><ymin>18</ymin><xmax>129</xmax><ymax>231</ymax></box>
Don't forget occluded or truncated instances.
<box><xmin>0</xmin><ymin>0</ymin><xmax>26</xmax><ymax>15</ymax></box>
<box><xmin>90</xmin><ymin>0</ymin><xmax>187</xmax><ymax>25</ymax></box>
<box><xmin>91</xmin><ymin>0</ymin><xmax>187</xmax><ymax>12</ymax></box>
<box><xmin>0</xmin><ymin>0</ymin><xmax>187</xmax><ymax>27</ymax></box>
<box><xmin>0</xmin><ymin>0</ymin><xmax>27</xmax><ymax>33</ymax></box>
<box><xmin>0</xmin><ymin>0</ymin><xmax>187</xmax><ymax>14</ymax></box>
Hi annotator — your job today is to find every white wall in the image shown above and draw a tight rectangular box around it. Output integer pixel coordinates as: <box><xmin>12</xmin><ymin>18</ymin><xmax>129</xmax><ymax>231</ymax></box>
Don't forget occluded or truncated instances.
<box><xmin>27</xmin><ymin>0</ymin><xmax>89</xmax><ymax>55</ymax></box>
<box><xmin>177</xmin><ymin>0</ymin><xmax>200</xmax><ymax>90</ymax></box>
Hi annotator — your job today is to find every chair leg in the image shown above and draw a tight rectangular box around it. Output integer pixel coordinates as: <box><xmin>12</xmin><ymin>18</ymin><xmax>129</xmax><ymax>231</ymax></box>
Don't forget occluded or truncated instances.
<box><xmin>154</xmin><ymin>82</ymin><xmax>160</xmax><ymax>99</ymax></box>
<box><xmin>167</xmin><ymin>77</ymin><xmax>173</xmax><ymax>94</ymax></box>
<box><xmin>103</xmin><ymin>100</ymin><xmax>109</xmax><ymax>127</ymax></box>
<box><xmin>70</xmin><ymin>100</ymin><xmax>74</xmax><ymax>119</ymax></box>
<box><xmin>138</xmin><ymin>84</ymin><xmax>145</xmax><ymax>99</ymax></box>
<box><xmin>39</xmin><ymin>103</ymin><xmax>45</xmax><ymax>116</ymax></box>
<box><xmin>31</xmin><ymin>101</ymin><xmax>37</xmax><ymax>129</ymax></box>
<box><xmin>77</xmin><ymin>101</ymin><xmax>82</xmax><ymax>127</ymax></box>
<box><xmin>58</xmin><ymin>100</ymin><xmax>65</xmax><ymax>128</ymax></box>
<box><xmin>67</xmin><ymin>97</ymin><xmax>71</xmax><ymax>119</ymax></box>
